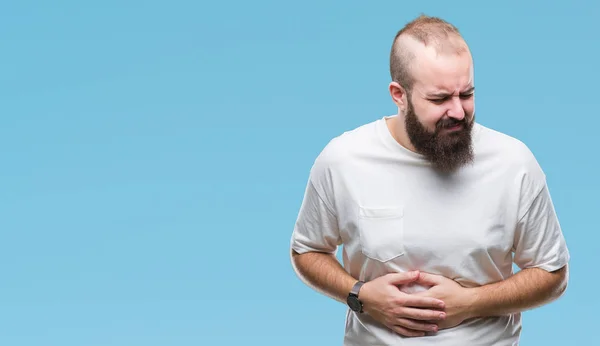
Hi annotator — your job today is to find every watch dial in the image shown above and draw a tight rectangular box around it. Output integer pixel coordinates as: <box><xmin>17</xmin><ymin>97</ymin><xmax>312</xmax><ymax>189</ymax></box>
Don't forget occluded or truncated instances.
<box><xmin>347</xmin><ymin>297</ymin><xmax>361</xmax><ymax>311</ymax></box>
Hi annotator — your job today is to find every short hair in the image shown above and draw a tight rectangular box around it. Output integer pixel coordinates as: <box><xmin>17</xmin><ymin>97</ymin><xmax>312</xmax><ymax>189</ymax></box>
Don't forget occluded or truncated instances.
<box><xmin>390</xmin><ymin>15</ymin><xmax>466</xmax><ymax>92</ymax></box>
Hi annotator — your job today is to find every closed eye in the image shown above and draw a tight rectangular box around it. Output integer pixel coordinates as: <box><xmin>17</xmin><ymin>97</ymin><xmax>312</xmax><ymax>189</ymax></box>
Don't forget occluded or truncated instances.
<box><xmin>428</xmin><ymin>93</ymin><xmax>474</xmax><ymax>104</ymax></box>
<box><xmin>428</xmin><ymin>98</ymin><xmax>448</xmax><ymax>104</ymax></box>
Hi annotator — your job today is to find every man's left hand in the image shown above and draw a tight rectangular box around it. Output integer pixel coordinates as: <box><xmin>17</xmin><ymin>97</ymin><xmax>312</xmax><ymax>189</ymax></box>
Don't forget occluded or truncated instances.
<box><xmin>413</xmin><ymin>273</ymin><xmax>477</xmax><ymax>330</ymax></box>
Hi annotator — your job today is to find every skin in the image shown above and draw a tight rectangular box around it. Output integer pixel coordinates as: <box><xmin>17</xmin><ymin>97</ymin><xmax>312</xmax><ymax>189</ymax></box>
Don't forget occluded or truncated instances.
<box><xmin>387</xmin><ymin>35</ymin><xmax>476</xmax><ymax>151</ymax></box>
<box><xmin>292</xmin><ymin>250</ymin><xmax>568</xmax><ymax>337</ymax></box>
<box><xmin>386</xmin><ymin>35</ymin><xmax>569</xmax><ymax>334</ymax></box>
<box><xmin>413</xmin><ymin>266</ymin><xmax>569</xmax><ymax>331</ymax></box>
<box><xmin>291</xmin><ymin>250</ymin><xmax>447</xmax><ymax>336</ymax></box>
<box><xmin>291</xmin><ymin>34</ymin><xmax>569</xmax><ymax>338</ymax></box>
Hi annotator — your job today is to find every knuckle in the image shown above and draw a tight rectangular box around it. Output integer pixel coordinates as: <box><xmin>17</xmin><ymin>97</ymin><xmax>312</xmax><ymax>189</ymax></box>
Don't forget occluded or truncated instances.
<box><xmin>398</xmin><ymin>328</ymin><xmax>415</xmax><ymax>337</ymax></box>
<box><xmin>394</xmin><ymin>307</ymin><xmax>407</xmax><ymax>317</ymax></box>
<box><xmin>397</xmin><ymin>318</ymin><xmax>410</xmax><ymax>327</ymax></box>
<box><xmin>410</xmin><ymin>321</ymin><xmax>427</xmax><ymax>331</ymax></box>
<box><xmin>393</xmin><ymin>296</ymin><xmax>407</xmax><ymax>306</ymax></box>
<box><xmin>416</xmin><ymin>311</ymin><xmax>430</xmax><ymax>320</ymax></box>
<box><xmin>430</xmin><ymin>311</ymin><xmax>442</xmax><ymax>319</ymax></box>
<box><xmin>415</xmin><ymin>321</ymin><xmax>427</xmax><ymax>330</ymax></box>
<box><xmin>391</xmin><ymin>326</ymin><xmax>405</xmax><ymax>335</ymax></box>
<box><xmin>424</xmin><ymin>298</ymin><xmax>436</xmax><ymax>306</ymax></box>
<box><xmin>403</xmin><ymin>320</ymin><xmax>418</xmax><ymax>329</ymax></box>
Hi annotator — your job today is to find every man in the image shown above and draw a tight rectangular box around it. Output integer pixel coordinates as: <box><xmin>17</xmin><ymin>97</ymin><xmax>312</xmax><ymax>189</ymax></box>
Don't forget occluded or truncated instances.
<box><xmin>289</xmin><ymin>15</ymin><xmax>570</xmax><ymax>346</ymax></box>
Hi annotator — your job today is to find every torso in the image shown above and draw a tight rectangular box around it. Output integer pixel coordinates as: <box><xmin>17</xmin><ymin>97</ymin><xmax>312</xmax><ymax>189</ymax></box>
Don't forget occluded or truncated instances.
<box><xmin>319</xmin><ymin>116</ymin><xmax>533</xmax><ymax>345</ymax></box>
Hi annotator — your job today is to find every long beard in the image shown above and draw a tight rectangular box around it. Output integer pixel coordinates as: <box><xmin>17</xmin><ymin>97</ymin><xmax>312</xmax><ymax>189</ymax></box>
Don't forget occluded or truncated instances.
<box><xmin>404</xmin><ymin>101</ymin><xmax>475</xmax><ymax>174</ymax></box>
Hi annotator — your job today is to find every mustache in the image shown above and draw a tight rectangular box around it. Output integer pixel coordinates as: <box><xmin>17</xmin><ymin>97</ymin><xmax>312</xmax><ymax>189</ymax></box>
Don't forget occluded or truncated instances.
<box><xmin>436</xmin><ymin>114</ymin><xmax>473</xmax><ymax>130</ymax></box>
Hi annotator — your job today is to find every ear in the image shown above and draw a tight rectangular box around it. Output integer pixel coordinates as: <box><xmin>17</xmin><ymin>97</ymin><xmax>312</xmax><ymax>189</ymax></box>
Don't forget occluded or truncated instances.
<box><xmin>389</xmin><ymin>81</ymin><xmax>409</xmax><ymax>111</ymax></box>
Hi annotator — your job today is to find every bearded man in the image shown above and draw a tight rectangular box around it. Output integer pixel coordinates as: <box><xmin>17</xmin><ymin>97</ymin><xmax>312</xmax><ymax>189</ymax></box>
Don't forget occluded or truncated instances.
<box><xmin>289</xmin><ymin>15</ymin><xmax>570</xmax><ymax>346</ymax></box>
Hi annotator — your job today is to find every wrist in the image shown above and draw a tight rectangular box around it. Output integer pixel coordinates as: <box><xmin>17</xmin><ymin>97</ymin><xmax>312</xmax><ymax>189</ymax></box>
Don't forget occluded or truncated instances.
<box><xmin>464</xmin><ymin>287</ymin><xmax>482</xmax><ymax>319</ymax></box>
<box><xmin>346</xmin><ymin>280</ymin><xmax>366</xmax><ymax>313</ymax></box>
<box><xmin>356</xmin><ymin>280</ymin><xmax>373</xmax><ymax>306</ymax></box>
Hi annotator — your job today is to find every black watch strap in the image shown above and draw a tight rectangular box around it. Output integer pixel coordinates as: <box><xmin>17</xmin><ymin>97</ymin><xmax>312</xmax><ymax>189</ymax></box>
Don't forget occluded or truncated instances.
<box><xmin>347</xmin><ymin>281</ymin><xmax>366</xmax><ymax>313</ymax></box>
<box><xmin>350</xmin><ymin>281</ymin><xmax>365</xmax><ymax>297</ymax></box>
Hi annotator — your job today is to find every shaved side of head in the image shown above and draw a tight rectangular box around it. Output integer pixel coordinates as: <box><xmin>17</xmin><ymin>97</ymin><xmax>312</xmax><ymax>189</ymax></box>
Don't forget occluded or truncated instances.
<box><xmin>390</xmin><ymin>15</ymin><xmax>469</xmax><ymax>92</ymax></box>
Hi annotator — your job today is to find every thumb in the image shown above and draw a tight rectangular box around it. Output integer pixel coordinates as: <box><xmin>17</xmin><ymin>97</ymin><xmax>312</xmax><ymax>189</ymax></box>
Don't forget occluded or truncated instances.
<box><xmin>385</xmin><ymin>270</ymin><xmax>420</xmax><ymax>285</ymax></box>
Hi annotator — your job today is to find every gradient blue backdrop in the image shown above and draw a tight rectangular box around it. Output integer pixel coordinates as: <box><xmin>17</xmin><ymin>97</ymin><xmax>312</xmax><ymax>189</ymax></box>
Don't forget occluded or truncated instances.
<box><xmin>1</xmin><ymin>1</ymin><xmax>597</xmax><ymax>345</ymax></box>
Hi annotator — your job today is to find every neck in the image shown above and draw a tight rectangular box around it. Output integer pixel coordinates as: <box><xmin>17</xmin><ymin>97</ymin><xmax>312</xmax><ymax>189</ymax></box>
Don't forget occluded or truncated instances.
<box><xmin>387</xmin><ymin>115</ymin><xmax>418</xmax><ymax>153</ymax></box>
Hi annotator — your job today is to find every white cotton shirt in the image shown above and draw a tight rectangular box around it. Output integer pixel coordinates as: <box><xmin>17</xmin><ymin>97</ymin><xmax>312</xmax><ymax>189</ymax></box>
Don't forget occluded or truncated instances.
<box><xmin>290</xmin><ymin>115</ymin><xmax>570</xmax><ymax>346</ymax></box>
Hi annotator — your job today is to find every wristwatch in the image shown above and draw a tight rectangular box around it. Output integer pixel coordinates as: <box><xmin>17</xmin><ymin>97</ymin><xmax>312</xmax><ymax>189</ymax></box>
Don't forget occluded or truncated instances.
<box><xmin>347</xmin><ymin>281</ymin><xmax>365</xmax><ymax>313</ymax></box>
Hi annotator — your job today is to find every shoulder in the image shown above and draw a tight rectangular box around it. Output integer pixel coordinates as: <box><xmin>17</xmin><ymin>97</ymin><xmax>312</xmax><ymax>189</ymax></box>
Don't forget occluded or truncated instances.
<box><xmin>475</xmin><ymin>123</ymin><xmax>547</xmax><ymax>206</ymax></box>
<box><xmin>476</xmin><ymin>123</ymin><xmax>543</xmax><ymax>174</ymax></box>
<box><xmin>311</xmin><ymin>119</ymin><xmax>379</xmax><ymax>174</ymax></box>
<box><xmin>308</xmin><ymin>119</ymin><xmax>379</xmax><ymax>193</ymax></box>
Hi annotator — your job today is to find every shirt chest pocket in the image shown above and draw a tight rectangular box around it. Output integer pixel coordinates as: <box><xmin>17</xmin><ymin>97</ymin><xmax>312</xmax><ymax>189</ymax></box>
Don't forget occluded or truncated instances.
<box><xmin>357</xmin><ymin>206</ymin><xmax>405</xmax><ymax>262</ymax></box>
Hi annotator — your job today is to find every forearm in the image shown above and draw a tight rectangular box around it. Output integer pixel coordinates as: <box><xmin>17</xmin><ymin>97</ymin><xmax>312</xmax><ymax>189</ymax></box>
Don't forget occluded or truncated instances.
<box><xmin>291</xmin><ymin>250</ymin><xmax>357</xmax><ymax>303</ymax></box>
<box><xmin>468</xmin><ymin>265</ymin><xmax>568</xmax><ymax>318</ymax></box>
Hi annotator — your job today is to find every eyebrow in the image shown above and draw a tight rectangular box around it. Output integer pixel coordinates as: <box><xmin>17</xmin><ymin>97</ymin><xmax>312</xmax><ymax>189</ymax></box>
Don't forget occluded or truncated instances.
<box><xmin>427</xmin><ymin>86</ymin><xmax>475</xmax><ymax>98</ymax></box>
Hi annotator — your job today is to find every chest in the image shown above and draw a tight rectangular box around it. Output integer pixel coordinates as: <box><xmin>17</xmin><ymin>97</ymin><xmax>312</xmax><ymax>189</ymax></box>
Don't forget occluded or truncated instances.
<box><xmin>338</xmin><ymin>166</ymin><xmax>519</xmax><ymax>277</ymax></box>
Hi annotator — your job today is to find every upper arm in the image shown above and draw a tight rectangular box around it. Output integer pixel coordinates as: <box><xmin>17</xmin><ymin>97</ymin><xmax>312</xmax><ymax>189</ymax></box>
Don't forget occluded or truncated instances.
<box><xmin>512</xmin><ymin>149</ymin><xmax>570</xmax><ymax>272</ymax></box>
<box><xmin>290</xmin><ymin>145</ymin><xmax>343</xmax><ymax>256</ymax></box>
<box><xmin>290</xmin><ymin>179</ymin><xmax>341</xmax><ymax>255</ymax></box>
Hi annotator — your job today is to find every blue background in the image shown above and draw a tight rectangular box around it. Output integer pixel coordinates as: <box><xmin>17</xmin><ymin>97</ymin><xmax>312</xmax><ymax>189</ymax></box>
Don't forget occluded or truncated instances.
<box><xmin>1</xmin><ymin>0</ymin><xmax>597</xmax><ymax>345</ymax></box>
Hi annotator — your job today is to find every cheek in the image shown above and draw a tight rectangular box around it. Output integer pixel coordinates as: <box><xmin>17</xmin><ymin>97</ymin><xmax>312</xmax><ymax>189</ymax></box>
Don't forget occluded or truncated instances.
<box><xmin>462</xmin><ymin>99</ymin><xmax>475</xmax><ymax>114</ymax></box>
<box><xmin>421</xmin><ymin>106</ymin><xmax>447</xmax><ymax>128</ymax></box>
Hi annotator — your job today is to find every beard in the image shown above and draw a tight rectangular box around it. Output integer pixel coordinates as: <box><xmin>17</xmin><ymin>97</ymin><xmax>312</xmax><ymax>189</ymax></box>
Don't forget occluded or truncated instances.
<box><xmin>404</xmin><ymin>99</ymin><xmax>475</xmax><ymax>174</ymax></box>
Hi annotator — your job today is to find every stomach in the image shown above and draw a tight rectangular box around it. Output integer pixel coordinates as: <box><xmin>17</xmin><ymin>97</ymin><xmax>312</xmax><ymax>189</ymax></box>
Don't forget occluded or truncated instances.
<box><xmin>344</xmin><ymin>310</ymin><xmax>521</xmax><ymax>346</ymax></box>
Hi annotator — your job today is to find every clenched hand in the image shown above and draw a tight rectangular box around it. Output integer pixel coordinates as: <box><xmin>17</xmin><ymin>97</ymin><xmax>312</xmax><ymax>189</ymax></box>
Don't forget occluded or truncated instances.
<box><xmin>413</xmin><ymin>272</ymin><xmax>477</xmax><ymax>330</ymax></box>
<box><xmin>359</xmin><ymin>271</ymin><xmax>448</xmax><ymax>337</ymax></box>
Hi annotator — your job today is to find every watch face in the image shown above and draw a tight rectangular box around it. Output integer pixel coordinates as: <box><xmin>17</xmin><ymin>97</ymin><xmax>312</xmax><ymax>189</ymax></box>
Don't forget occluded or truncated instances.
<box><xmin>347</xmin><ymin>296</ymin><xmax>362</xmax><ymax>312</ymax></box>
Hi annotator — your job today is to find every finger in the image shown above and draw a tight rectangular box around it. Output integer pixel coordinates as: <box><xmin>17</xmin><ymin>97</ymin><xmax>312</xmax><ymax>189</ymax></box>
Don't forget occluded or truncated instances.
<box><xmin>401</xmin><ymin>295</ymin><xmax>445</xmax><ymax>309</ymax></box>
<box><xmin>386</xmin><ymin>271</ymin><xmax>420</xmax><ymax>285</ymax></box>
<box><xmin>400</xmin><ymin>307</ymin><xmax>446</xmax><ymax>321</ymax></box>
<box><xmin>396</xmin><ymin>318</ymin><xmax>439</xmax><ymax>333</ymax></box>
<box><xmin>389</xmin><ymin>325</ymin><xmax>425</xmax><ymax>338</ymax></box>
<box><xmin>415</xmin><ymin>272</ymin><xmax>444</xmax><ymax>286</ymax></box>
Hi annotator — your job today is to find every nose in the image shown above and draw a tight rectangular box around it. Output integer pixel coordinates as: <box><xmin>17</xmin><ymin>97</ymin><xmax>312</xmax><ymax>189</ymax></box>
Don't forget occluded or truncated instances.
<box><xmin>446</xmin><ymin>97</ymin><xmax>465</xmax><ymax>120</ymax></box>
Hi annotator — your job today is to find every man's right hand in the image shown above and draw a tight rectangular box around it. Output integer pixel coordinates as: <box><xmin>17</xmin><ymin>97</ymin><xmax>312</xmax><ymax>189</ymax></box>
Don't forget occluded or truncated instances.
<box><xmin>359</xmin><ymin>271</ymin><xmax>447</xmax><ymax>337</ymax></box>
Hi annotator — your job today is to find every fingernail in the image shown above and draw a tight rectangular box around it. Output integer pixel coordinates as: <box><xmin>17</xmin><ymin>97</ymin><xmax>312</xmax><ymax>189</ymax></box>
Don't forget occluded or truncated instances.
<box><xmin>440</xmin><ymin>313</ymin><xmax>446</xmax><ymax>319</ymax></box>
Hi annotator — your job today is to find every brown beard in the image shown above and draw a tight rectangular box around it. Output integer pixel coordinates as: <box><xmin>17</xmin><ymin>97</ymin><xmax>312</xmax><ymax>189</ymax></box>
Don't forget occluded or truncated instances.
<box><xmin>404</xmin><ymin>97</ymin><xmax>475</xmax><ymax>174</ymax></box>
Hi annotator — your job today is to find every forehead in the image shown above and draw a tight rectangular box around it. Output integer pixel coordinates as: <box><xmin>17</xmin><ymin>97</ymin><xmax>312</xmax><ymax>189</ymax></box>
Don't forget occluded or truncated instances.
<box><xmin>411</xmin><ymin>45</ymin><xmax>474</xmax><ymax>94</ymax></box>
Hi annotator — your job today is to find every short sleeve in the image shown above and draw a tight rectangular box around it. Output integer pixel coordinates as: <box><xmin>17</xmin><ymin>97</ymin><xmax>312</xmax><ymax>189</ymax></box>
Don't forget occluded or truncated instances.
<box><xmin>290</xmin><ymin>178</ymin><xmax>341</xmax><ymax>255</ymax></box>
<box><xmin>512</xmin><ymin>183</ymin><xmax>570</xmax><ymax>271</ymax></box>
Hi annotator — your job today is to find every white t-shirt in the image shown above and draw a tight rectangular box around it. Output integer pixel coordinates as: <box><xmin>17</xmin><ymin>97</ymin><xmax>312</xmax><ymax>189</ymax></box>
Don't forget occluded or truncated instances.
<box><xmin>290</xmin><ymin>115</ymin><xmax>570</xmax><ymax>346</ymax></box>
